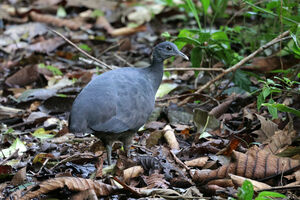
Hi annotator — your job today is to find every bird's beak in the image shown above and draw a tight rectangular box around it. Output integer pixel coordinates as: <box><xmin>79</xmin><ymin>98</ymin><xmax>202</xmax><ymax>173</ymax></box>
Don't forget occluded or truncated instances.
<box><xmin>177</xmin><ymin>51</ymin><xmax>189</xmax><ymax>60</ymax></box>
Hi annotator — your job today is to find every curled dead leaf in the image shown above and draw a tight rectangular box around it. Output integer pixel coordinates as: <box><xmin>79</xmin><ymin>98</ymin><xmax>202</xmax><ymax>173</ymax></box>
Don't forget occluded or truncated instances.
<box><xmin>123</xmin><ymin>165</ymin><xmax>144</xmax><ymax>183</ymax></box>
<box><xmin>184</xmin><ymin>157</ymin><xmax>209</xmax><ymax>167</ymax></box>
<box><xmin>20</xmin><ymin>177</ymin><xmax>118</xmax><ymax>199</ymax></box>
<box><xmin>163</xmin><ymin>125</ymin><xmax>179</xmax><ymax>150</ymax></box>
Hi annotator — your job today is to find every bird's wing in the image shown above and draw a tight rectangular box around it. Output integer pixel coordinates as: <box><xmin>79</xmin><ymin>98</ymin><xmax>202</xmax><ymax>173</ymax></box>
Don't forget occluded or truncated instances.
<box><xmin>89</xmin><ymin>69</ymin><xmax>155</xmax><ymax>133</ymax></box>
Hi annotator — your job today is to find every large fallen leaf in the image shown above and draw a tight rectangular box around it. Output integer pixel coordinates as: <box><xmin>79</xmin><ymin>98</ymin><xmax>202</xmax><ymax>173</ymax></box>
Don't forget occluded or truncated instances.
<box><xmin>5</xmin><ymin>65</ymin><xmax>39</xmax><ymax>87</ymax></box>
<box><xmin>192</xmin><ymin>146</ymin><xmax>300</xmax><ymax>184</ymax></box>
<box><xmin>18</xmin><ymin>177</ymin><xmax>118</xmax><ymax>199</ymax></box>
<box><xmin>3</xmin><ymin>22</ymin><xmax>47</xmax><ymax>41</ymax></box>
<box><xmin>26</xmin><ymin>37</ymin><xmax>65</xmax><ymax>53</ymax></box>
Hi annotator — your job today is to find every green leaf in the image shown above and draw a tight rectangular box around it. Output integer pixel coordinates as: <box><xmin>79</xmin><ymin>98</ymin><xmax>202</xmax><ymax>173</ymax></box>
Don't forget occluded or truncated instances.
<box><xmin>211</xmin><ymin>31</ymin><xmax>230</xmax><ymax>49</ymax></box>
<box><xmin>262</xmin><ymin>87</ymin><xmax>270</xmax><ymax>99</ymax></box>
<box><xmin>0</xmin><ymin>138</ymin><xmax>27</xmax><ymax>159</ymax></box>
<box><xmin>79</xmin><ymin>44</ymin><xmax>92</xmax><ymax>52</ymax></box>
<box><xmin>175</xmin><ymin>37</ymin><xmax>202</xmax><ymax>46</ymax></box>
<box><xmin>233</xmin><ymin>69</ymin><xmax>251</xmax><ymax>92</ymax></box>
<box><xmin>38</xmin><ymin>63</ymin><xmax>63</xmax><ymax>76</ymax></box>
<box><xmin>201</xmin><ymin>0</ymin><xmax>210</xmax><ymax>14</ymax></box>
<box><xmin>237</xmin><ymin>180</ymin><xmax>254</xmax><ymax>200</ymax></box>
<box><xmin>32</xmin><ymin>128</ymin><xmax>55</xmax><ymax>140</ymax></box>
<box><xmin>161</xmin><ymin>31</ymin><xmax>171</xmax><ymax>38</ymax></box>
<box><xmin>256</xmin><ymin>191</ymin><xmax>286</xmax><ymax>200</ymax></box>
<box><xmin>257</xmin><ymin>92</ymin><xmax>264</xmax><ymax>110</ymax></box>
<box><xmin>47</xmin><ymin>65</ymin><xmax>63</xmax><ymax>76</ymax></box>
<box><xmin>191</xmin><ymin>47</ymin><xmax>202</xmax><ymax>68</ymax></box>
<box><xmin>185</xmin><ymin>0</ymin><xmax>202</xmax><ymax>30</ymax></box>
<box><xmin>57</xmin><ymin>6</ymin><xmax>67</xmax><ymax>18</ymax></box>
<box><xmin>267</xmin><ymin>99</ymin><xmax>278</xmax><ymax>119</ymax></box>
<box><xmin>92</xmin><ymin>9</ymin><xmax>104</xmax><ymax>17</ymax></box>
<box><xmin>198</xmin><ymin>32</ymin><xmax>211</xmax><ymax>43</ymax></box>
<box><xmin>262</xmin><ymin>103</ymin><xmax>300</xmax><ymax>118</ymax></box>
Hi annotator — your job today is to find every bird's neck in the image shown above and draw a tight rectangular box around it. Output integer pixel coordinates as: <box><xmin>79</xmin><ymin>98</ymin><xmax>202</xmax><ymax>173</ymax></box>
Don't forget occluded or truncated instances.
<box><xmin>144</xmin><ymin>58</ymin><xmax>164</xmax><ymax>92</ymax></box>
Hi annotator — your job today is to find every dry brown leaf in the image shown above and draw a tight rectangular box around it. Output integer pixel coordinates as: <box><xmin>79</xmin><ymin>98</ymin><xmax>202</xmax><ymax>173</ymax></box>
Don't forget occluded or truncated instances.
<box><xmin>206</xmin><ymin>179</ymin><xmax>234</xmax><ymax>188</ymax></box>
<box><xmin>71</xmin><ymin>189</ymin><xmax>98</xmax><ymax>200</ymax></box>
<box><xmin>253</xmin><ymin>114</ymin><xmax>278</xmax><ymax>143</ymax></box>
<box><xmin>110</xmin><ymin>25</ymin><xmax>147</xmax><ymax>37</ymax></box>
<box><xmin>217</xmin><ymin>138</ymin><xmax>240</xmax><ymax>156</ymax></box>
<box><xmin>229</xmin><ymin>174</ymin><xmax>271</xmax><ymax>191</ymax></box>
<box><xmin>20</xmin><ymin>177</ymin><xmax>117</xmax><ymax>199</ymax></box>
<box><xmin>262</xmin><ymin>122</ymin><xmax>296</xmax><ymax>154</ymax></box>
<box><xmin>146</xmin><ymin>130</ymin><xmax>163</xmax><ymax>148</ymax></box>
<box><xmin>11</xmin><ymin>167</ymin><xmax>27</xmax><ymax>186</ymax></box>
<box><xmin>95</xmin><ymin>16</ymin><xmax>114</xmax><ymax>33</ymax></box>
<box><xmin>143</xmin><ymin>173</ymin><xmax>169</xmax><ymax>189</ymax></box>
<box><xmin>192</xmin><ymin>146</ymin><xmax>300</xmax><ymax>184</ymax></box>
<box><xmin>123</xmin><ymin>165</ymin><xmax>144</xmax><ymax>183</ymax></box>
<box><xmin>29</xmin><ymin>11</ymin><xmax>88</xmax><ymax>30</ymax></box>
<box><xmin>163</xmin><ymin>125</ymin><xmax>179</xmax><ymax>150</ymax></box>
<box><xmin>242</xmin><ymin>55</ymin><xmax>300</xmax><ymax>72</ymax></box>
<box><xmin>184</xmin><ymin>157</ymin><xmax>209</xmax><ymax>167</ymax></box>
<box><xmin>5</xmin><ymin>65</ymin><xmax>39</xmax><ymax>87</ymax></box>
<box><xmin>209</xmin><ymin>97</ymin><xmax>235</xmax><ymax>118</ymax></box>
<box><xmin>27</xmin><ymin>37</ymin><xmax>65</xmax><ymax>53</ymax></box>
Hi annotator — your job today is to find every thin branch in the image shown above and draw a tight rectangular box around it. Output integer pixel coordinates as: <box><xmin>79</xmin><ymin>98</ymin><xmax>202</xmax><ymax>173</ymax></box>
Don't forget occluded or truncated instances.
<box><xmin>164</xmin><ymin>67</ymin><xmax>224</xmax><ymax>72</ymax></box>
<box><xmin>49</xmin><ymin>28</ymin><xmax>113</xmax><ymax>70</ymax></box>
<box><xmin>178</xmin><ymin>30</ymin><xmax>291</xmax><ymax>106</ymax></box>
<box><xmin>113</xmin><ymin>53</ymin><xmax>134</xmax><ymax>67</ymax></box>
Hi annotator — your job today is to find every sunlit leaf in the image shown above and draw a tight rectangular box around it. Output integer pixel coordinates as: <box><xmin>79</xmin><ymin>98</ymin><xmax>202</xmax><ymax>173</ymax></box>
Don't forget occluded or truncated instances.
<box><xmin>200</xmin><ymin>0</ymin><xmax>210</xmax><ymax>14</ymax></box>
<box><xmin>32</xmin><ymin>128</ymin><xmax>56</xmax><ymax>140</ymax></box>
<box><xmin>57</xmin><ymin>6</ymin><xmax>67</xmax><ymax>18</ymax></box>
<box><xmin>0</xmin><ymin>138</ymin><xmax>27</xmax><ymax>159</ymax></box>
<box><xmin>155</xmin><ymin>83</ymin><xmax>177</xmax><ymax>98</ymax></box>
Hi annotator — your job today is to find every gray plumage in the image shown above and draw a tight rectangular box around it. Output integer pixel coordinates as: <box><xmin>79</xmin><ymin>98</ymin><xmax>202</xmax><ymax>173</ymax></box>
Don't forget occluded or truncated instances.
<box><xmin>69</xmin><ymin>42</ymin><xmax>188</xmax><ymax>165</ymax></box>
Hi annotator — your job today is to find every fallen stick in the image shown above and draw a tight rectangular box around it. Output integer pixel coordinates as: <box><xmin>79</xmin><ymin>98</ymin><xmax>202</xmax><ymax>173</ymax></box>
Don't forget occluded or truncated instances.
<box><xmin>178</xmin><ymin>30</ymin><xmax>291</xmax><ymax>106</ymax></box>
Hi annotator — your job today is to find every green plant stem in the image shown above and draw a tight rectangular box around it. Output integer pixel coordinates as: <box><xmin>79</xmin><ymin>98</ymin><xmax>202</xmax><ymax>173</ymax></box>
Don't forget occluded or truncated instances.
<box><xmin>243</xmin><ymin>0</ymin><xmax>299</xmax><ymax>24</ymax></box>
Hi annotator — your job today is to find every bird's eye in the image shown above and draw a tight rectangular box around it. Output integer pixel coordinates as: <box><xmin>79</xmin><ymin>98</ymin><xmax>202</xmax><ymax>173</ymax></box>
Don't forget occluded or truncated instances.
<box><xmin>166</xmin><ymin>46</ymin><xmax>172</xmax><ymax>51</ymax></box>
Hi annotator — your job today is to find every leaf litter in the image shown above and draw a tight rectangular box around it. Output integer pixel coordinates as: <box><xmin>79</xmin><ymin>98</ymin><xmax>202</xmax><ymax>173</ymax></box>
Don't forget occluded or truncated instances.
<box><xmin>0</xmin><ymin>0</ymin><xmax>299</xmax><ymax>199</ymax></box>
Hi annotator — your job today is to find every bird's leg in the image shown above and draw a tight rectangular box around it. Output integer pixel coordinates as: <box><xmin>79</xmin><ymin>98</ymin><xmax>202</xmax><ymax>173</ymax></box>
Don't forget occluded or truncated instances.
<box><xmin>122</xmin><ymin>133</ymin><xmax>134</xmax><ymax>158</ymax></box>
<box><xmin>102</xmin><ymin>138</ymin><xmax>113</xmax><ymax>165</ymax></box>
<box><xmin>106</xmin><ymin>144</ymin><xmax>112</xmax><ymax>165</ymax></box>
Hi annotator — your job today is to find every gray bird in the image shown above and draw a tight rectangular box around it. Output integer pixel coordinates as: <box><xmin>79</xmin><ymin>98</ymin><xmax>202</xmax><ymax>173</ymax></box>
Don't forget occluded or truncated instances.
<box><xmin>69</xmin><ymin>42</ymin><xmax>188</xmax><ymax>165</ymax></box>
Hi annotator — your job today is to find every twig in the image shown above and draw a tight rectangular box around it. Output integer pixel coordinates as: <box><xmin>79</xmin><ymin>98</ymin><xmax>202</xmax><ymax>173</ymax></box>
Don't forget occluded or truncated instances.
<box><xmin>113</xmin><ymin>53</ymin><xmax>134</xmax><ymax>67</ymax></box>
<box><xmin>50</xmin><ymin>153</ymin><xmax>99</xmax><ymax>170</ymax></box>
<box><xmin>169</xmin><ymin>150</ymin><xmax>190</xmax><ymax>172</ymax></box>
<box><xmin>164</xmin><ymin>67</ymin><xmax>224</xmax><ymax>72</ymax></box>
<box><xmin>156</xmin><ymin>92</ymin><xmax>220</xmax><ymax>105</ymax></box>
<box><xmin>226</xmin><ymin>1</ymin><xmax>265</xmax><ymax>26</ymax></box>
<box><xmin>178</xmin><ymin>30</ymin><xmax>291</xmax><ymax>106</ymax></box>
<box><xmin>49</xmin><ymin>28</ymin><xmax>113</xmax><ymax>70</ymax></box>
<box><xmin>257</xmin><ymin>185</ymin><xmax>300</xmax><ymax>193</ymax></box>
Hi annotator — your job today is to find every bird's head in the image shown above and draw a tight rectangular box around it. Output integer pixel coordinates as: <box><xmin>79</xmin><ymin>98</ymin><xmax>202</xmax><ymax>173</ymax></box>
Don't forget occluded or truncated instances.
<box><xmin>153</xmin><ymin>41</ymin><xmax>189</xmax><ymax>62</ymax></box>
